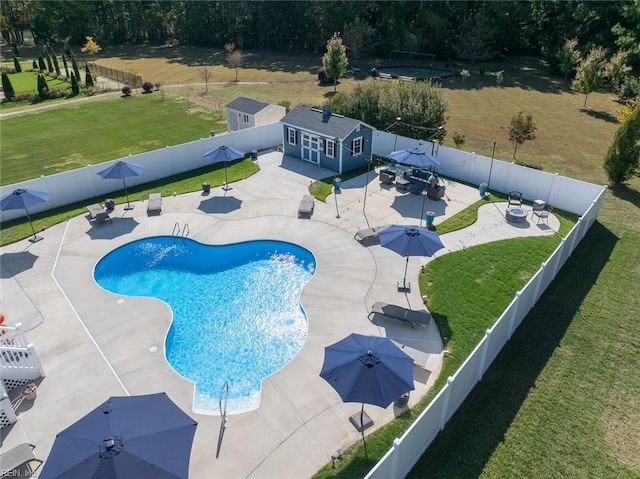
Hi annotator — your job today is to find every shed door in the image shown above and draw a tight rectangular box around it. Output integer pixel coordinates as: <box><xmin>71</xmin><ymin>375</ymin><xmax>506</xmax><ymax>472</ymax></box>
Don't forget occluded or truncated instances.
<box><xmin>301</xmin><ymin>133</ymin><xmax>320</xmax><ymax>164</ymax></box>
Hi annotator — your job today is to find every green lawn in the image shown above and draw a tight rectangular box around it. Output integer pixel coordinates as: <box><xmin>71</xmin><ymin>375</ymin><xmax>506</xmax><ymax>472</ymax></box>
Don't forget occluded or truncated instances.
<box><xmin>3</xmin><ymin>71</ymin><xmax>70</xmax><ymax>95</ymax></box>
<box><xmin>0</xmin><ymin>93</ymin><xmax>225</xmax><ymax>185</ymax></box>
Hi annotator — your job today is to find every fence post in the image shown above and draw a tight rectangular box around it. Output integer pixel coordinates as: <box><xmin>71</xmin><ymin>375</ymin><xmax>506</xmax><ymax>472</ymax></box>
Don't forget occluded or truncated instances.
<box><xmin>15</xmin><ymin>323</ymin><xmax>28</xmax><ymax>347</ymax></box>
<box><xmin>508</xmin><ymin>292</ymin><xmax>521</xmax><ymax>339</ymax></box>
<box><xmin>532</xmin><ymin>262</ymin><xmax>546</xmax><ymax>305</ymax></box>
<box><xmin>477</xmin><ymin>329</ymin><xmax>491</xmax><ymax>381</ymax></box>
<box><xmin>439</xmin><ymin>376</ymin><xmax>454</xmax><ymax>430</ymax></box>
<box><xmin>553</xmin><ymin>238</ymin><xmax>567</xmax><ymax>277</ymax></box>
<box><xmin>27</xmin><ymin>344</ymin><xmax>46</xmax><ymax>378</ymax></box>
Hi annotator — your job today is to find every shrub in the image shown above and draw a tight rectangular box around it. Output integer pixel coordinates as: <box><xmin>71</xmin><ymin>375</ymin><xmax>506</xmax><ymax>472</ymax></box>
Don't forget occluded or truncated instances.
<box><xmin>32</xmin><ymin>59</ymin><xmax>38</xmax><ymax>70</ymax></box>
<box><xmin>13</xmin><ymin>57</ymin><xmax>22</xmax><ymax>73</ymax></box>
<box><xmin>615</xmin><ymin>76</ymin><xmax>640</xmax><ymax>101</ymax></box>
<box><xmin>154</xmin><ymin>82</ymin><xmax>161</xmax><ymax>91</ymax></box>
<box><xmin>452</xmin><ymin>132</ymin><xmax>466</xmax><ymax>148</ymax></box>
<box><xmin>122</xmin><ymin>85</ymin><xmax>132</xmax><ymax>96</ymax></box>
<box><xmin>37</xmin><ymin>74</ymin><xmax>49</xmax><ymax>100</ymax></box>
<box><xmin>70</xmin><ymin>72</ymin><xmax>80</xmax><ymax>96</ymax></box>
<box><xmin>37</xmin><ymin>56</ymin><xmax>46</xmax><ymax>70</ymax></box>
<box><xmin>142</xmin><ymin>81</ymin><xmax>154</xmax><ymax>93</ymax></box>
<box><xmin>278</xmin><ymin>100</ymin><xmax>291</xmax><ymax>111</ymax></box>
<box><xmin>1</xmin><ymin>73</ymin><xmax>16</xmax><ymax>100</ymax></box>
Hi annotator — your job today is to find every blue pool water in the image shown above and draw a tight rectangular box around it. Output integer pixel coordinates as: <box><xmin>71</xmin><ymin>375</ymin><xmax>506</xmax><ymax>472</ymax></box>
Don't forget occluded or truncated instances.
<box><xmin>94</xmin><ymin>236</ymin><xmax>315</xmax><ymax>415</ymax></box>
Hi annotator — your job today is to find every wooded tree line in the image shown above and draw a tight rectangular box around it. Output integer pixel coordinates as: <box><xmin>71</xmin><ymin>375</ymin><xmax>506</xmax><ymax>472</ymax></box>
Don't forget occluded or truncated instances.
<box><xmin>2</xmin><ymin>0</ymin><xmax>639</xmax><ymax>70</ymax></box>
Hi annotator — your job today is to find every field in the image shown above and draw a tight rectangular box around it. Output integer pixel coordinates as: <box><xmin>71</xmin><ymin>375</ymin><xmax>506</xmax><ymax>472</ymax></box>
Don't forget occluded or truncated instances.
<box><xmin>1</xmin><ymin>45</ymin><xmax>639</xmax><ymax>478</ymax></box>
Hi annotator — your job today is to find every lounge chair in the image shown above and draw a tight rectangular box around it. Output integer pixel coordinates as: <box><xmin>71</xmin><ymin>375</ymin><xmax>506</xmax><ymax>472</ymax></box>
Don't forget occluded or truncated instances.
<box><xmin>147</xmin><ymin>192</ymin><xmax>162</xmax><ymax>214</ymax></box>
<box><xmin>533</xmin><ymin>204</ymin><xmax>553</xmax><ymax>224</ymax></box>
<box><xmin>354</xmin><ymin>225</ymin><xmax>388</xmax><ymax>244</ymax></box>
<box><xmin>368</xmin><ymin>302</ymin><xmax>431</xmax><ymax>328</ymax></box>
<box><xmin>298</xmin><ymin>195</ymin><xmax>315</xmax><ymax>218</ymax></box>
<box><xmin>86</xmin><ymin>203</ymin><xmax>111</xmax><ymax>225</ymax></box>
<box><xmin>0</xmin><ymin>443</ymin><xmax>43</xmax><ymax>477</ymax></box>
<box><xmin>508</xmin><ymin>191</ymin><xmax>523</xmax><ymax>207</ymax></box>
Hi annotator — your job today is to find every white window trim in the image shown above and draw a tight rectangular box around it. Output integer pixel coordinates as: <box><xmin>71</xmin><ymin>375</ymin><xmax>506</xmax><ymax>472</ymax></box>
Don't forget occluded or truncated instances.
<box><xmin>243</xmin><ymin>113</ymin><xmax>250</xmax><ymax>123</ymax></box>
<box><xmin>287</xmin><ymin>127</ymin><xmax>297</xmax><ymax>145</ymax></box>
<box><xmin>352</xmin><ymin>136</ymin><xmax>364</xmax><ymax>155</ymax></box>
<box><xmin>326</xmin><ymin>139</ymin><xmax>335</xmax><ymax>158</ymax></box>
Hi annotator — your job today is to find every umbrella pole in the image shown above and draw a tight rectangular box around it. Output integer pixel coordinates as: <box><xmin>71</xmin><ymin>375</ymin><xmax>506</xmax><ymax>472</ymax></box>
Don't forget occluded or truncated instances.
<box><xmin>25</xmin><ymin>207</ymin><xmax>42</xmax><ymax>243</ymax></box>
<box><xmin>403</xmin><ymin>257</ymin><xmax>409</xmax><ymax>288</ymax></box>
<box><xmin>420</xmin><ymin>190</ymin><xmax>427</xmax><ymax>226</ymax></box>
<box><xmin>360</xmin><ymin>403</ymin><xmax>368</xmax><ymax>459</ymax></box>
<box><xmin>123</xmin><ymin>178</ymin><xmax>133</xmax><ymax>210</ymax></box>
<box><xmin>223</xmin><ymin>162</ymin><xmax>229</xmax><ymax>191</ymax></box>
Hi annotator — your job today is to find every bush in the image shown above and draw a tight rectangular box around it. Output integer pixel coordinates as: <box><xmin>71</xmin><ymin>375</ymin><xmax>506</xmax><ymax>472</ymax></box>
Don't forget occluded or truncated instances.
<box><xmin>142</xmin><ymin>81</ymin><xmax>154</xmax><ymax>93</ymax></box>
<box><xmin>615</xmin><ymin>76</ymin><xmax>640</xmax><ymax>101</ymax></box>
<box><xmin>1</xmin><ymin>73</ymin><xmax>16</xmax><ymax>100</ymax></box>
<box><xmin>154</xmin><ymin>82</ymin><xmax>161</xmax><ymax>91</ymax></box>
<box><xmin>122</xmin><ymin>85</ymin><xmax>132</xmax><ymax>96</ymax></box>
<box><xmin>13</xmin><ymin>57</ymin><xmax>22</xmax><ymax>73</ymax></box>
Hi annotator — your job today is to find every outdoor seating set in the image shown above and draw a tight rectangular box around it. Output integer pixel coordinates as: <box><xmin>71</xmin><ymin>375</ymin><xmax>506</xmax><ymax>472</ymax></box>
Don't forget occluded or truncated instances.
<box><xmin>505</xmin><ymin>192</ymin><xmax>553</xmax><ymax>224</ymax></box>
<box><xmin>298</xmin><ymin>194</ymin><xmax>315</xmax><ymax>218</ymax></box>
<box><xmin>384</xmin><ymin>168</ymin><xmax>445</xmax><ymax>200</ymax></box>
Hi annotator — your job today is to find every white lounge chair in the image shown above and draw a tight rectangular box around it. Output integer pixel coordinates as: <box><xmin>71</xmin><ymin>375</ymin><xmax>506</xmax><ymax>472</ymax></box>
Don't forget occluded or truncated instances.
<box><xmin>0</xmin><ymin>443</ymin><xmax>43</xmax><ymax>477</ymax></box>
<box><xmin>298</xmin><ymin>195</ymin><xmax>315</xmax><ymax>218</ymax></box>
<box><xmin>147</xmin><ymin>193</ymin><xmax>162</xmax><ymax>214</ymax></box>
<box><xmin>354</xmin><ymin>225</ymin><xmax>388</xmax><ymax>244</ymax></box>
<box><xmin>368</xmin><ymin>302</ymin><xmax>431</xmax><ymax>328</ymax></box>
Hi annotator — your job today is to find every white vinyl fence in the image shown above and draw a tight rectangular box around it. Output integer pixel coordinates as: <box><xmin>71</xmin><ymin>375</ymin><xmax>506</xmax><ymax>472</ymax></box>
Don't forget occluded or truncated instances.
<box><xmin>364</xmin><ymin>186</ymin><xmax>607</xmax><ymax>479</ymax></box>
<box><xmin>0</xmin><ymin>122</ymin><xmax>283</xmax><ymax>221</ymax></box>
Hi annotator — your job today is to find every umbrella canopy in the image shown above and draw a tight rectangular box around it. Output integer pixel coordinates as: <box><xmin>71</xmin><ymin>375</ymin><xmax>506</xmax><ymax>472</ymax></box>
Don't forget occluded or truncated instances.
<box><xmin>389</xmin><ymin>147</ymin><xmax>440</xmax><ymax>169</ymax></box>
<box><xmin>97</xmin><ymin>161</ymin><xmax>144</xmax><ymax>209</ymax></box>
<box><xmin>203</xmin><ymin>146</ymin><xmax>245</xmax><ymax>191</ymax></box>
<box><xmin>39</xmin><ymin>393</ymin><xmax>197</xmax><ymax>479</ymax></box>
<box><xmin>379</xmin><ymin>225</ymin><xmax>445</xmax><ymax>290</ymax></box>
<box><xmin>320</xmin><ymin>333</ymin><xmax>414</xmax><ymax>408</ymax></box>
<box><xmin>0</xmin><ymin>188</ymin><xmax>50</xmax><ymax>242</ymax></box>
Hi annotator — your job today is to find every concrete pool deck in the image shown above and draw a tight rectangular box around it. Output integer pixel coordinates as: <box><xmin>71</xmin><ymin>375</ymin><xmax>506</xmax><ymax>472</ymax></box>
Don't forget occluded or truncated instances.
<box><xmin>0</xmin><ymin>151</ymin><xmax>560</xmax><ymax>478</ymax></box>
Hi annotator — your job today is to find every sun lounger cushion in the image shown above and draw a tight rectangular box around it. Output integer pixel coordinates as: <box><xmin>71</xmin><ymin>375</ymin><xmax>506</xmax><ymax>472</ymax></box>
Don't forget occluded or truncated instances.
<box><xmin>298</xmin><ymin>195</ymin><xmax>315</xmax><ymax>217</ymax></box>
<box><xmin>0</xmin><ymin>443</ymin><xmax>43</xmax><ymax>476</ymax></box>
<box><xmin>147</xmin><ymin>193</ymin><xmax>162</xmax><ymax>214</ymax></box>
<box><xmin>368</xmin><ymin>302</ymin><xmax>431</xmax><ymax>328</ymax></box>
<box><xmin>86</xmin><ymin>203</ymin><xmax>111</xmax><ymax>224</ymax></box>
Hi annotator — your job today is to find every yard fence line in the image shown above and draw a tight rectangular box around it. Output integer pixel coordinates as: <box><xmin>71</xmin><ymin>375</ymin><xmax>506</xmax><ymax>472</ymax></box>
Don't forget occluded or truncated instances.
<box><xmin>363</xmin><ymin>187</ymin><xmax>605</xmax><ymax>479</ymax></box>
<box><xmin>87</xmin><ymin>62</ymin><xmax>142</xmax><ymax>88</ymax></box>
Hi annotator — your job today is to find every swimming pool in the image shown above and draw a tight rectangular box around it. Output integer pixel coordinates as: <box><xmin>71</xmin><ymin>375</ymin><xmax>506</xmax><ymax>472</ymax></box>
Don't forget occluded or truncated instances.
<box><xmin>94</xmin><ymin>236</ymin><xmax>315</xmax><ymax>415</ymax></box>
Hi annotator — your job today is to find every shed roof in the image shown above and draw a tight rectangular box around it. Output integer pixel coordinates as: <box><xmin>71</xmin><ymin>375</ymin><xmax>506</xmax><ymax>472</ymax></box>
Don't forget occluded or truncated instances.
<box><xmin>226</xmin><ymin>96</ymin><xmax>271</xmax><ymax>115</ymax></box>
<box><xmin>281</xmin><ymin>105</ymin><xmax>369</xmax><ymax>140</ymax></box>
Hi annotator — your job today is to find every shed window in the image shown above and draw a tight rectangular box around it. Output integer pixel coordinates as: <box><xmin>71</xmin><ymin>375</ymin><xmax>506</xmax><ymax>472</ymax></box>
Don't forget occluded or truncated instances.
<box><xmin>243</xmin><ymin>114</ymin><xmax>250</xmax><ymax>123</ymax></box>
<box><xmin>326</xmin><ymin>139</ymin><xmax>335</xmax><ymax>158</ymax></box>
<box><xmin>352</xmin><ymin>136</ymin><xmax>364</xmax><ymax>155</ymax></box>
<box><xmin>287</xmin><ymin>127</ymin><xmax>298</xmax><ymax>145</ymax></box>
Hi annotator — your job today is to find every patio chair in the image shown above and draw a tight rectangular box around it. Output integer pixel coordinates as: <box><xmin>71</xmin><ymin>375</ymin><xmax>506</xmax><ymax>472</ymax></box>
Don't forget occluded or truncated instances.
<box><xmin>508</xmin><ymin>191</ymin><xmax>523</xmax><ymax>207</ymax></box>
<box><xmin>368</xmin><ymin>302</ymin><xmax>431</xmax><ymax>328</ymax></box>
<box><xmin>0</xmin><ymin>443</ymin><xmax>43</xmax><ymax>478</ymax></box>
<box><xmin>354</xmin><ymin>225</ymin><xmax>388</xmax><ymax>244</ymax></box>
<box><xmin>533</xmin><ymin>204</ymin><xmax>553</xmax><ymax>224</ymax></box>
<box><xmin>86</xmin><ymin>203</ymin><xmax>111</xmax><ymax>225</ymax></box>
<box><xmin>298</xmin><ymin>195</ymin><xmax>315</xmax><ymax>218</ymax></box>
<box><xmin>147</xmin><ymin>192</ymin><xmax>162</xmax><ymax>215</ymax></box>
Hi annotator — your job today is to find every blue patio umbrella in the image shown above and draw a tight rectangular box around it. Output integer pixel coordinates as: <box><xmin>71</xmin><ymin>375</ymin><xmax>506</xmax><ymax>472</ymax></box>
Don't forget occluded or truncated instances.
<box><xmin>0</xmin><ymin>188</ymin><xmax>50</xmax><ymax>242</ymax></box>
<box><xmin>97</xmin><ymin>161</ymin><xmax>144</xmax><ymax>210</ymax></box>
<box><xmin>379</xmin><ymin>224</ymin><xmax>445</xmax><ymax>291</ymax></box>
<box><xmin>389</xmin><ymin>147</ymin><xmax>440</xmax><ymax>169</ymax></box>
<box><xmin>320</xmin><ymin>333</ymin><xmax>414</xmax><ymax>457</ymax></box>
<box><xmin>203</xmin><ymin>145</ymin><xmax>245</xmax><ymax>191</ymax></box>
<box><xmin>39</xmin><ymin>393</ymin><xmax>197</xmax><ymax>479</ymax></box>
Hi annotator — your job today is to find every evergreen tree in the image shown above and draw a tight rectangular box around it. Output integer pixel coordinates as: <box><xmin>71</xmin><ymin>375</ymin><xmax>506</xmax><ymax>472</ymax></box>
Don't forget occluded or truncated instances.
<box><xmin>1</xmin><ymin>73</ymin><xmax>16</xmax><ymax>100</ymax></box>
<box><xmin>61</xmin><ymin>51</ymin><xmax>70</xmax><ymax>78</ymax></box>
<box><xmin>322</xmin><ymin>33</ymin><xmax>348</xmax><ymax>93</ymax></box>
<box><xmin>71</xmin><ymin>54</ymin><xmax>81</xmax><ymax>84</ymax></box>
<box><xmin>556</xmin><ymin>38</ymin><xmax>580</xmax><ymax>83</ymax></box>
<box><xmin>37</xmin><ymin>56</ymin><xmax>46</xmax><ymax>70</ymax></box>
<box><xmin>51</xmin><ymin>52</ymin><xmax>61</xmax><ymax>76</ymax></box>
<box><xmin>37</xmin><ymin>73</ymin><xmax>49</xmax><ymax>100</ymax></box>
<box><xmin>572</xmin><ymin>46</ymin><xmax>606</xmax><ymax>108</ymax></box>
<box><xmin>13</xmin><ymin>56</ymin><xmax>22</xmax><ymax>72</ymax></box>
<box><xmin>70</xmin><ymin>72</ymin><xmax>80</xmax><ymax>95</ymax></box>
<box><xmin>45</xmin><ymin>50</ymin><xmax>54</xmax><ymax>73</ymax></box>
<box><xmin>603</xmin><ymin>104</ymin><xmax>640</xmax><ymax>184</ymax></box>
<box><xmin>32</xmin><ymin>59</ymin><xmax>37</xmax><ymax>70</ymax></box>
<box><xmin>85</xmin><ymin>64</ymin><xmax>94</xmax><ymax>88</ymax></box>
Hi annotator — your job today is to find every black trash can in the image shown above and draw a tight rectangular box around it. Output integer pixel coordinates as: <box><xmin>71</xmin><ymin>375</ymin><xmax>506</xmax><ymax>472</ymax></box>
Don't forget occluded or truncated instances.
<box><xmin>202</xmin><ymin>182</ymin><xmax>210</xmax><ymax>193</ymax></box>
<box><xmin>251</xmin><ymin>149</ymin><xmax>258</xmax><ymax>161</ymax></box>
<box><xmin>104</xmin><ymin>198</ymin><xmax>115</xmax><ymax>211</ymax></box>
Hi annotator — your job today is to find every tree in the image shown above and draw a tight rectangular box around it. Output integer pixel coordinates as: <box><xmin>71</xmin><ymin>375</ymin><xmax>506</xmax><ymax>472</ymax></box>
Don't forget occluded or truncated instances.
<box><xmin>85</xmin><ymin>65</ymin><xmax>94</xmax><ymax>88</ymax></box>
<box><xmin>51</xmin><ymin>48</ymin><xmax>61</xmax><ymax>76</ymax></box>
<box><xmin>70</xmin><ymin>72</ymin><xmax>79</xmax><ymax>96</ymax></box>
<box><xmin>603</xmin><ymin>104</ymin><xmax>640</xmax><ymax>184</ymax></box>
<box><xmin>342</xmin><ymin>16</ymin><xmax>375</xmax><ymax>59</ymax></box>
<box><xmin>606</xmin><ymin>50</ymin><xmax>632</xmax><ymax>95</ymax></box>
<box><xmin>322</xmin><ymin>33</ymin><xmax>348</xmax><ymax>92</ymax></box>
<box><xmin>1</xmin><ymin>73</ymin><xmax>16</xmax><ymax>100</ymax></box>
<box><xmin>618</xmin><ymin>97</ymin><xmax>639</xmax><ymax>123</ymax></box>
<box><xmin>572</xmin><ymin>45</ymin><xmax>606</xmax><ymax>108</ymax></box>
<box><xmin>225</xmin><ymin>43</ymin><xmax>243</xmax><ymax>82</ymax></box>
<box><xmin>455</xmin><ymin>12</ymin><xmax>494</xmax><ymax>63</ymax></box>
<box><xmin>200</xmin><ymin>66</ymin><xmax>212</xmax><ymax>93</ymax></box>
<box><xmin>556</xmin><ymin>38</ymin><xmax>580</xmax><ymax>83</ymax></box>
<box><xmin>13</xmin><ymin>56</ymin><xmax>21</xmax><ymax>72</ymax></box>
<box><xmin>37</xmin><ymin>55</ymin><xmax>45</xmax><ymax>70</ymax></box>
<box><xmin>80</xmin><ymin>36</ymin><xmax>102</xmax><ymax>55</ymax></box>
<box><xmin>70</xmin><ymin>54</ymin><xmax>81</xmax><ymax>85</ymax></box>
<box><xmin>508</xmin><ymin>112</ymin><xmax>537</xmax><ymax>159</ymax></box>
<box><xmin>37</xmin><ymin>73</ymin><xmax>49</xmax><ymax>100</ymax></box>
<box><xmin>61</xmin><ymin>51</ymin><xmax>69</xmax><ymax>78</ymax></box>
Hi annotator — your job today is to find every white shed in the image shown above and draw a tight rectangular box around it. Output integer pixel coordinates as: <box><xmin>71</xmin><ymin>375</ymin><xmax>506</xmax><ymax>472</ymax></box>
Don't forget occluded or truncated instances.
<box><xmin>226</xmin><ymin>97</ymin><xmax>287</xmax><ymax>131</ymax></box>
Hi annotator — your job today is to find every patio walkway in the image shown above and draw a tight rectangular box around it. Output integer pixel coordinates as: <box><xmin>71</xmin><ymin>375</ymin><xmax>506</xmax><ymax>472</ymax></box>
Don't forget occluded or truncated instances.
<box><xmin>0</xmin><ymin>151</ymin><xmax>559</xmax><ymax>478</ymax></box>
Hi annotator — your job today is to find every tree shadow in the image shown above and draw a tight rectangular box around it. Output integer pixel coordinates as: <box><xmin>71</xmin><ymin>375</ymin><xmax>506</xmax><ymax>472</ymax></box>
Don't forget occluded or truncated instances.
<box><xmin>406</xmin><ymin>221</ymin><xmax>618</xmax><ymax>478</ymax></box>
<box><xmin>581</xmin><ymin>108</ymin><xmax>619</xmax><ymax>124</ymax></box>
<box><xmin>607</xmin><ymin>182</ymin><xmax>640</xmax><ymax>209</ymax></box>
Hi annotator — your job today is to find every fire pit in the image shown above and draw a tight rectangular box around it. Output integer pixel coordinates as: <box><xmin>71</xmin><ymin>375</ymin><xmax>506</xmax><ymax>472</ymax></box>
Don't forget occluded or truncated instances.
<box><xmin>506</xmin><ymin>207</ymin><xmax>528</xmax><ymax>223</ymax></box>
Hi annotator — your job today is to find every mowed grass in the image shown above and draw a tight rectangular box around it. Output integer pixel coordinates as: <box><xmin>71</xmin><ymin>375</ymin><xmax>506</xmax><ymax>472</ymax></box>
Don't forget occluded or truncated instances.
<box><xmin>2</xmin><ymin>47</ymin><xmax>640</xmax><ymax>477</ymax></box>
<box><xmin>1</xmin><ymin>94</ymin><xmax>224</xmax><ymax>185</ymax></box>
<box><xmin>4</xmin><ymin>71</ymin><xmax>70</xmax><ymax>95</ymax></box>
